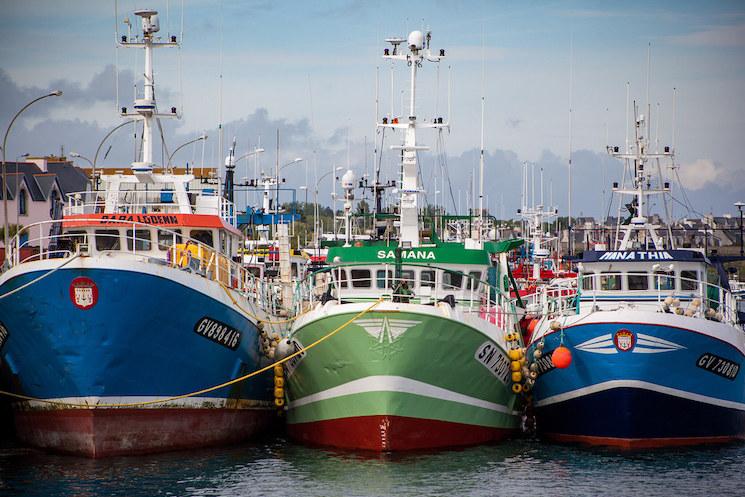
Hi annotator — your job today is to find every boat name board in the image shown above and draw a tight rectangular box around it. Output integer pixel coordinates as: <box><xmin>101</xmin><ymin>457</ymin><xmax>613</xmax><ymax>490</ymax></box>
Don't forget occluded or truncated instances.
<box><xmin>597</xmin><ymin>251</ymin><xmax>674</xmax><ymax>261</ymax></box>
<box><xmin>193</xmin><ymin>316</ymin><xmax>242</xmax><ymax>350</ymax></box>
<box><xmin>376</xmin><ymin>250</ymin><xmax>436</xmax><ymax>261</ymax></box>
<box><xmin>474</xmin><ymin>342</ymin><xmax>510</xmax><ymax>384</ymax></box>
<box><xmin>0</xmin><ymin>321</ymin><xmax>8</xmax><ymax>350</ymax></box>
<box><xmin>696</xmin><ymin>353</ymin><xmax>740</xmax><ymax>381</ymax></box>
<box><xmin>99</xmin><ymin>214</ymin><xmax>180</xmax><ymax>225</ymax></box>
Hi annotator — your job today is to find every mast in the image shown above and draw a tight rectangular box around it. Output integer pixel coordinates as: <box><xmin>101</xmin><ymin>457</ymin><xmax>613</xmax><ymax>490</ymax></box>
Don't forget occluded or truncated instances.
<box><xmin>380</xmin><ymin>30</ymin><xmax>446</xmax><ymax>247</ymax></box>
<box><xmin>120</xmin><ymin>10</ymin><xmax>179</xmax><ymax>175</ymax></box>
<box><xmin>608</xmin><ymin>103</ymin><xmax>674</xmax><ymax>250</ymax></box>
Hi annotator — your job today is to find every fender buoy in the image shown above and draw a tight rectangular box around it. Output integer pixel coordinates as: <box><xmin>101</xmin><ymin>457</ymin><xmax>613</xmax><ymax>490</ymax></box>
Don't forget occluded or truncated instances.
<box><xmin>552</xmin><ymin>345</ymin><xmax>572</xmax><ymax>368</ymax></box>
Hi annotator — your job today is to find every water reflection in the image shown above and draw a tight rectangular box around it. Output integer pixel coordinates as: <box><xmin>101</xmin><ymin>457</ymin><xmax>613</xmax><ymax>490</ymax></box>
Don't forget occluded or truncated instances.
<box><xmin>1</xmin><ymin>437</ymin><xmax>744</xmax><ymax>496</ymax></box>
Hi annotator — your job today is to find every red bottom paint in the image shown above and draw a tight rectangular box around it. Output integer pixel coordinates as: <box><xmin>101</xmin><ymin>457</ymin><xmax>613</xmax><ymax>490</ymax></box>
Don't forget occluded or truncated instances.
<box><xmin>14</xmin><ymin>407</ymin><xmax>275</xmax><ymax>458</ymax></box>
<box><xmin>545</xmin><ymin>432</ymin><xmax>744</xmax><ymax>449</ymax></box>
<box><xmin>288</xmin><ymin>415</ymin><xmax>514</xmax><ymax>451</ymax></box>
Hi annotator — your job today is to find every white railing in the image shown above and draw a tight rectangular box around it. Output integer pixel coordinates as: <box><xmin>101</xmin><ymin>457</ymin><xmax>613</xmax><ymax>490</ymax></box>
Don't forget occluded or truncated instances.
<box><xmin>3</xmin><ymin>218</ymin><xmax>279</xmax><ymax>315</ymax></box>
<box><xmin>518</xmin><ymin>271</ymin><xmax>741</xmax><ymax>327</ymax></box>
<box><xmin>292</xmin><ymin>262</ymin><xmax>521</xmax><ymax>331</ymax></box>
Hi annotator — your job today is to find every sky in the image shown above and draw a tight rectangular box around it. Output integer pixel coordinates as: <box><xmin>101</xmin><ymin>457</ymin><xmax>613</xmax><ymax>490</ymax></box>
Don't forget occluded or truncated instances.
<box><xmin>1</xmin><ymin>0</ymin><xmax>744</xmax><ymax>219</ymax></box>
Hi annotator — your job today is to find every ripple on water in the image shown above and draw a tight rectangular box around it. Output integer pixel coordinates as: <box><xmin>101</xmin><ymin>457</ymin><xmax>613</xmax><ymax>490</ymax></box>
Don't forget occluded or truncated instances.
<box><xmin>1</xmin><ymin>438</ymin><xmax>745</xmax><ymax>496</ymax></box>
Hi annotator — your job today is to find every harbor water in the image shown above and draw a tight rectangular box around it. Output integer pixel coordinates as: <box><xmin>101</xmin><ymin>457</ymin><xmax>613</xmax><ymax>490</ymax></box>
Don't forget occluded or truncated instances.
<box><xmin>2</xmin><ymin>434</ymin><xmax>744</xmax><ymax>496</ymax></box>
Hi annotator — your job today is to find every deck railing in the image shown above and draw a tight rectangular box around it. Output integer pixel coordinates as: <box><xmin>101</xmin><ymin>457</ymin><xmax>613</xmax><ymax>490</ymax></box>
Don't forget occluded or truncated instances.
<box><xmin>292</xmin><ymin>262</ymin><xmax>521</xmax><ymax>332</ymax></box>
<box><xmin>3</xmin><ymin>218</ymin><xmax>278</xmax><ymax>314</ymax></box>
<box><xmin>518</xmin><ymin>271</ymin><xmax>740</xmax><ymax>327</ymax></box>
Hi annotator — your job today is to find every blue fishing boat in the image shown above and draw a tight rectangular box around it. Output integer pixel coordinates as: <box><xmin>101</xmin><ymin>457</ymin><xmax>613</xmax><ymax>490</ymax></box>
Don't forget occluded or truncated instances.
<box><xmin>0</xmin><ymin>9</ymin><xmax>280</xmax><ymax>457</ymax></box>
<box><xmin>523</xmin><ymin>109</ymin><xmax>745</xmax><ymax>448</ymax></box>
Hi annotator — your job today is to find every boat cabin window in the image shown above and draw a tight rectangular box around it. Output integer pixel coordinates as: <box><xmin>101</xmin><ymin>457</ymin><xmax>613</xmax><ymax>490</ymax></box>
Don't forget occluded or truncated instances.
<box><xmin>65</xmin><ymin>230</ymin><xmax>88</xmax><ymax>249</ymax></box>
<box><xmin>627</xmin><ymin>272</ymin><xmax>649</xmax><ymax>291</ymax></box>
<box><xmin>350</xmin><ymin>269</ymin><xmax>372</xmax><ymax>288</ymax></box>
<box><xmin>157</xmin><ymin>229</ymin><xmax>182</xmax><ymax>251</ymax></box>
<box><xmin>442</xmin><ymin>270</ymin><xmax>463</xmax><ymax>291</ymax></box>
<box><xmin>582</xmin><ymin>272</ymin><xmax>595</xmax><ymax>290</ymax></box>
<box><xmin>600</xmin><ymin>272</ymin><xmax>621</xmax><ymax>291</ymax></box>
<box><xmin>681</xmin><ymin>270</ymin><xmax>699</xmax><ymax>291</ymax></box>
<box><xmin>220</xmin><ymin>231</ymin><xmax>227</xmax><ymax>253</ymax></box>
<box><xmin>467</xmin><ymin>271</ymin><xmax>482</xmax><ymax>291</ymax></box>
<box><xmin>95</xmin><ymin>229</ymin><xmax>121</xmax><ymax>251</ymax></box>
<box><xmin>399</xmin><ymin>270</ymin><xmax>416</xmax><ymax>287</ymax></box>
<box><xmin>126</xmin><ymin>229</ymin><xmax>151</xmax><ymax>251</ymax></box>
<box><xmin>191</xmin><ymin>229</ymin><xmax>213</xmax><ymax>248</ymax></box>
<box><xmin>376</xmin><ymin>269</ymin><xmax>392</xmax><ymax>289</ymax></box>
<box><xmin>336</xmin><ymin>268</ymin><xmax>348</xmax><ymax>288</ymax></box>
<box><xmin>421</xmin><ymin>270</ymin><xmax>436</xmax><ymax>288</ymax></box>
<box><xmin>654</xmin><ymin>270</ymin><xmax>675</xmax><ymax>290</ymax></box>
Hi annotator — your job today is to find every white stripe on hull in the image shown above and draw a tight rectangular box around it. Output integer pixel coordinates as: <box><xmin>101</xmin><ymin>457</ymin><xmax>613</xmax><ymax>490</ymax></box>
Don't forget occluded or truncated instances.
<box><xmin>535</xmin><ymin>379</ymin><xmax>745</xmax><ymax>411</ymax></box>
<box><xmin>289</xmin><ymin>375</ymin><xmax>517</xmax><ymax>415</ymax></box>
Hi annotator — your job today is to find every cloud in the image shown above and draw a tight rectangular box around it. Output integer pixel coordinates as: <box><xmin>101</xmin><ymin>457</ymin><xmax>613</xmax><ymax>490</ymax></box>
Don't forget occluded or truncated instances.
<box><xmin>678</xmin><ymin>159</ymin><xmax>721</xmax><ymax>190</ymax></box>
<box><xmin>667</xmin><ymin>22</ymin><xmax>745</xmax><ymax>47</ymax></box>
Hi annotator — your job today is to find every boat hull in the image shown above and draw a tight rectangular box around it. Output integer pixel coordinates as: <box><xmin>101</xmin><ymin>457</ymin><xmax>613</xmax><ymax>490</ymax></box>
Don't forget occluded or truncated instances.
<box><xmin>0</xmin><ymin>260</ymin><xmax>275</xmax><ymax>457</ymax></box>
<box><xmin>529</xmin><ymin>313</ymin><xmax>745</xmax><ymax>448</ymax></box>
<box><xmin>286</xmin><ymin>303</ymin><xmax>519</xmax><ymax>451</ymax></box>
<box><xmin>14</xmin><ymin>406</ymin><xmax>275</xmax><ymax>457</ymax></box>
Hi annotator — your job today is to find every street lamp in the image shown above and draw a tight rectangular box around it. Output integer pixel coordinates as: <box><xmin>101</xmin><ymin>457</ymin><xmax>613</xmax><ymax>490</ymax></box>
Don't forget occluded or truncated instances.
<box><xmin>735</xmin><ymin>202</ymin><xmax>745</xmax><ymax>257</ymax></box>
<box><xmin>3</xmin><ymin>90</ymin><xmax>63</xmax><ymax>258</ymax></box>
<box><xmin>92</xmin><ymin>119</ymin><xmax>136</xmax><ymax>191</ymax></box>
<box><xmin>313</xmin><ymin>166</ymin><xmax>343</xmax><ymax>252</ymax></box>
<box><xmin>167</xmin><ymin>134</ymin><xmax>208</xmax><ymax>169</ymax></box>
<box><xmin>275</xmin><ymin>158</ymin><xmax>303</xmax><ymax>216</ymax></box>
<box><xmin>70</xmin><ymin>152</ymin><xmax>93</xmax><ymax>168</ymax></box>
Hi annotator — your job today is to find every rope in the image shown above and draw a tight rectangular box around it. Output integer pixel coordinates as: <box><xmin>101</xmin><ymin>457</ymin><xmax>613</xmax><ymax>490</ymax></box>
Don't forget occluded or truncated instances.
<box><xmin>0</xmin><ymin>254</ymin><xmax>80</xmax><ymax>300</ymax></box>
<box><xmin>0</xmin><ymin>298</ymin><xmax>383</xmax><ymax>409</ymax></box>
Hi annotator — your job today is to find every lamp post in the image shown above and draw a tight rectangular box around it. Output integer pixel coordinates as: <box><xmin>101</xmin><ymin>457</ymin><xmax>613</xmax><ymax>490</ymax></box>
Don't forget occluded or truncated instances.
<box><xmin>92</xmin><ymin>119</ymin><xmax>136</xmax><ymax>191</ymax></box>
<box><xmin>276</xmin><ymin>158</ymin><xmax>303</xmax><ymax>216</ymax></box>
<box><xmin>3</xmin><ymin>90</ymin><xmax>63</xmax><ymax>258</ymax></box>
<box><xmin>313</xmin><ymin>166</ymin><xmax>343</xmax><ymax>253</ymax></box>
<box><xmin>735</xmin><ymin>202</ymin><xmax>745</xmax><ymax>257</ymax></box>
<box><xmin>70</xmin><ymin>152</ymin><xmax>93</xmax><ymax>168</ymax></box>
<box><xmin>167</xmin><ymin>134</ymin><xmax>208</xmax><ymax>170</ymax></box>
<box><xmin>236</xmin><ymin>147</ymin><xmax>264</xmax><ymax>212</ymax></box>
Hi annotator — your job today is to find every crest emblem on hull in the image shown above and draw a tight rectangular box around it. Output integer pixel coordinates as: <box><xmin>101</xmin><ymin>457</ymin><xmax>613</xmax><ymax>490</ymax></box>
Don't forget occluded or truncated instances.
<box><xmin>614</xmin><ymin>329</ymin><xmax>636</xmax><ymax>352</ymax></box>
<box><xmin>355</xmin><ymin>317</ymin><xmax>420</xmax><ymax>344</ymax></box>
<box><xmin>69</xmin><ymin>277</ymin><xmax>99</xmax><ymax>310</ymax></box>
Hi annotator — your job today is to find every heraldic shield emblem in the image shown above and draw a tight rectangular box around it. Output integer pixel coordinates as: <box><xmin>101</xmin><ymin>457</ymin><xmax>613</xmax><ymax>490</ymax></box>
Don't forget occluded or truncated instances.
<box><xmin>613</xmin><ymin>329</ymin><xmax>636</xmax><ymax>352</ymax></box>
<box><xmin>69</xmin><ymin>276</ymin><xmax>99</xmax><ymax>310</ymax></box>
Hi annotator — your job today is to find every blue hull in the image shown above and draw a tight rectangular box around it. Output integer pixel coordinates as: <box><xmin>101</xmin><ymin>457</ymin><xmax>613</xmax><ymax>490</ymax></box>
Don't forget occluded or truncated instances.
<box><xmin>0</xmin><ymin>265</ymin><xmax>274</xmax><ymax>455</ymax></box>
<box><xmin>530</xmin><ymin>320</ymin><xmax>745</xmax><ymax>447</ymax></box>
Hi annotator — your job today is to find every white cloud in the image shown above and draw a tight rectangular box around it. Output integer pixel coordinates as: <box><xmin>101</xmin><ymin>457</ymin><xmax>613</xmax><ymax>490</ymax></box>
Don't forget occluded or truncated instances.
<box><xmin>678</xmin><ymin>159</ymin><xmax>721</xmax><ymax>190</ymax></box>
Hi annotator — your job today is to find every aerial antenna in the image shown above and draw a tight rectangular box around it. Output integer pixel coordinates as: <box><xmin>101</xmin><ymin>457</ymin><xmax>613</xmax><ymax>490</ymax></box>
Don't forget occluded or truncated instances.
<box><xmin>217</xmin><ymin>0</ymin><xmax>225</xmax><ymax>175</ymax></box>
<box><xmin>567</xmin><ymin>34</ymin><xmax>574</xmax><ymax>255</ymax></box>
<box><xmin>478</xmin><ymin>25</ymin><xmax>486</xmax><ymax>241</ymax></box>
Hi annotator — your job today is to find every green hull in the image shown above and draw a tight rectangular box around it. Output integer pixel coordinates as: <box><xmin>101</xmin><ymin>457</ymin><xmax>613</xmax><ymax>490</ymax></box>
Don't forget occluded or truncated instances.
<box><xmin>285</xmin><ymin>305</ymin><xmax>520</xmax><ymax>450</ymax></box>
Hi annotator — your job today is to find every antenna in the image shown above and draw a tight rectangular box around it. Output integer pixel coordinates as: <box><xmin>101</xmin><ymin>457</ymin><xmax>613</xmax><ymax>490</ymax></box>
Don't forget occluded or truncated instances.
<box><xmin>567</xmin><ymin>34</ymin><xmax>574</xmax><ymax>255</ymax></box>
<box><xmin>478</xmin><ymin>25</ymin><xmax>486</xmax><ymax>241</ymax></box>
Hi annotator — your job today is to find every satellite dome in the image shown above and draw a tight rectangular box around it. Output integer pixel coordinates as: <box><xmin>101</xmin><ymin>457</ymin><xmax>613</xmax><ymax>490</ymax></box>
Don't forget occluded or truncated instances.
<box><xmin>408</xmin><ymin>30</ymin><xmax>424</xmax><ymax>50</ymax></box>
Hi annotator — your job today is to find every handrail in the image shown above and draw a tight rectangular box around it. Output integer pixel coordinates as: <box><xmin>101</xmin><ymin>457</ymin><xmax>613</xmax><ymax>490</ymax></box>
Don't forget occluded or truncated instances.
<box><xmin>516</xmin><ymin>270</ymin><xmax>740</xmax><ymax>327</ymax></box>
<box><xmin>3</xmin><ymin>218</ymin><xmax>277</xmax><ymax>313</ymax></box>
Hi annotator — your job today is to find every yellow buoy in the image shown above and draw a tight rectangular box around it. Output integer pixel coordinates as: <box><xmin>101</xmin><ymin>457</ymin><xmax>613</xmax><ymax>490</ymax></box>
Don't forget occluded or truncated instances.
<box><xmin>274</xmin><ymin>365</ymin><xmax>284</xmax><ymax>376</ymax></box>
<box><xmin>274</xmin><ymin>397</ymin><xmax>285</xmax><ymax>407</ymax></box>
<box><xmin>511</xmin><ymin>371</ymin><xmax>522</xmax><ymax>383</ymax></box>
<box><xmin>274</xmin><ymin>387</ymin><xmax>284</xmax><ymax>399</ymax></box>
<box><xmin>508</xmin><ymin>349</ymin><xmax>522</xmax><ymax>361</ymax></box>
<box><xmin>274</xmin><ymin>376</ymin><xmax>285</xmax><ymax>388</ymax></box>
<box><xmin>510</xmin><ymin>361</ymin><xmax>521</xmax><ymax>372</ymax></box>
<box><xmin>512</xmin><ymin>383</ymin><xmax>523</xmax><ymax>394</ymax></box>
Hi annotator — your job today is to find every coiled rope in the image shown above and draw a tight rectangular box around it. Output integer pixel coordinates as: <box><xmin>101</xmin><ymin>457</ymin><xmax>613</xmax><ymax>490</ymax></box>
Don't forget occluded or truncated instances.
<box><xmin>0</xmin><ymin>298</ymin><xmax>383</xmax><ymax>409</ymax></box>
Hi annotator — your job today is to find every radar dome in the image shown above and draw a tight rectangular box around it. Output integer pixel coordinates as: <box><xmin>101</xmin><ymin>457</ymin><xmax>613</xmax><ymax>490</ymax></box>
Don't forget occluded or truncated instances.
<box><xmin>341</xmin><ymin>169</ymin><xmax>356</xmax><ymax>189</ymax></box>
<box><xmin>408</xmin><ymin>30</ymin><xmax>424</xmax><ymax>50</ymax></box>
